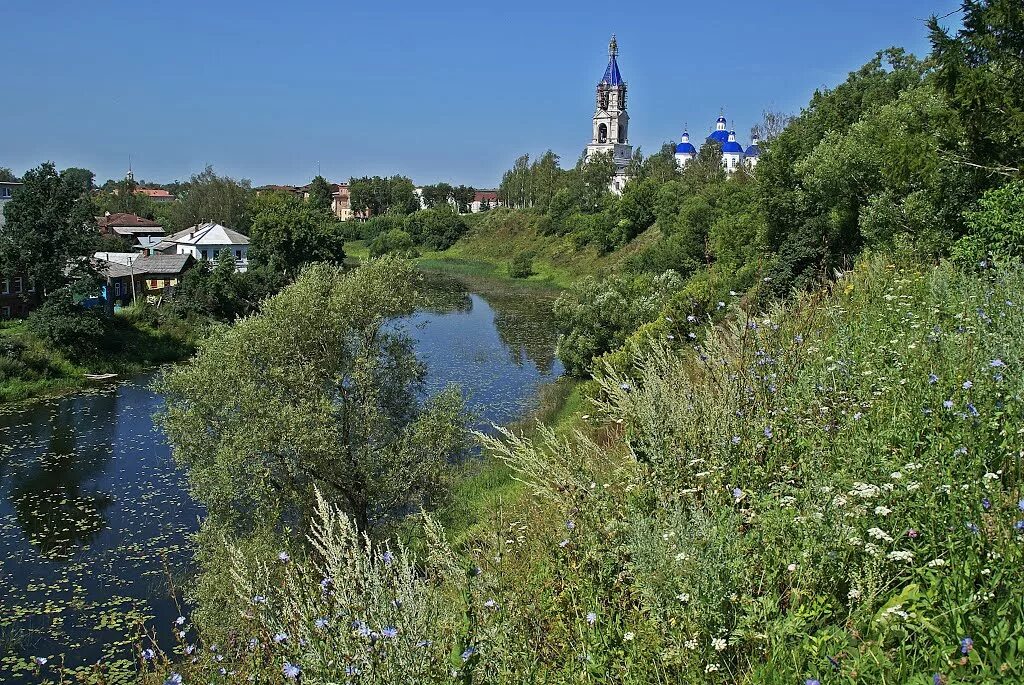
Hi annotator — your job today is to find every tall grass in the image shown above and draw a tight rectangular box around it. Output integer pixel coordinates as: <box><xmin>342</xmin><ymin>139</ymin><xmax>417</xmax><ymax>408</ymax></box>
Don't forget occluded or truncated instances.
<box><xmin>140</xmin><ymin>256</ymin><xmax>1023</xmax><ymax>684</ymax></box>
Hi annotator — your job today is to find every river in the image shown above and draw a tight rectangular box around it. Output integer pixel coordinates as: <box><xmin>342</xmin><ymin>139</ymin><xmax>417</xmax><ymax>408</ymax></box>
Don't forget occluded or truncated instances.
<box><xmin>0</xmin><ymin>273</ymin><xmax>563</xmax><ymax>682</ymax></box>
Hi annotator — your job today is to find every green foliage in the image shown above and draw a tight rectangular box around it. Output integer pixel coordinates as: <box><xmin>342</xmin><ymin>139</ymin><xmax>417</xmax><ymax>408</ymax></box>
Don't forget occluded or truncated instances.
<box><xmin>508</xmin><ymin>251</ymin><xmax>534</xmax><ymax>279</ymax></box>
<box><xmin>249</xmin><ymin>192</ymin><xmax>346</xmax><ymax>276</ymax></box>
<box><xmin>0</xmin><ymin>162</ymin><xmax>97</xmax><ymax>293</ymax></box>
<box><xmin>553</xmin><ymin>270</ymin><xmax>682</xmax><ymax>376</ymax></box>
<box><xmin>0</xmin><ymin>167</ymin><xmax>20</xmax><ymax>183</ymax></box>
<box><xmin>404</xmin><ymin>208</ymin><xmax>469</xmax><ymax>251</ymax></box>
<box><xmin>306</xmin><ymin>175</ymin><xmax>334</xmax><ymax>213</ymax></box>
<box><xmin>956</xmin><ymin>180</ymin><xmax>1024</xmax><ymax>264</ymax></box>
<box><xmin>349</xmin><ymin>175</ymin><xmax>419</xmax><ymax>217</ymax></box>
<box><xmin>168</xmin><ymin>259</ymin><xmax>282</xmax><ymax>322</ymax></box>
<box><xmin>165</xmin><ymin>165</ymin><xmax>253</xmax><ymax>234</ymax></box>
<box><xmin>159</xmin><ymin>258</ymin><xmax>470</xmax><ymax>534</ymax></box>
<box><xmin>928</xmin><ymin>0</ymin><xmax>1024</xmax><ymax>176</ymax></box>
<box><xmin>26</xmin><ymin>292</ymin><xmax>109</xmax><ymax>357</ymax></box>
<box><xmin>369</xmin><ymin>228</ymin><xmax>418</xmax><ymax>258</ymax></box>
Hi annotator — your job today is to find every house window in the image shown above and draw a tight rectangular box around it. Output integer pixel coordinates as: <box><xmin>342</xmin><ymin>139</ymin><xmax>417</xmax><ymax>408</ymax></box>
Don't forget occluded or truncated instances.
<box><xmin>115</xmin><ymin>282</ymin><xmax>122</xmax><ymax>296</ymax></box>
<box><xmin>27</xmin><ymin>280</ymin><xmax>35</xmax><ymax>293</ymax></box>
<box><xmin>1</xmin><ymin>279</ymin><xmax>8</xmax><ymax>294</ymax></box>
<box><xmin>235</xmin><ymin>250</ymin><xmax>241</xmax><ymax>259</ymax></box>
<box><xmin>150</xmin><ymin>279</ymin><xmax>158</xmax><ymax>288</ymax></box>
<box><xmin>1</xmin><ymin>306</ymin><xmax>10</xmax><ymax>318</ymax></box>
<box><xmin>201</xmin><ymin>250</ymin><xmax>208</xmax><ymax>260</ymax></box>
<box><xmin>13</xmin><ymin>277</ymin><xmax>22</xmax><ymax>294</ymax></box>
<box><xmin>1</xmin><ymin>187</ymin><xmax>10</xmax><ymax>198</ymax></box>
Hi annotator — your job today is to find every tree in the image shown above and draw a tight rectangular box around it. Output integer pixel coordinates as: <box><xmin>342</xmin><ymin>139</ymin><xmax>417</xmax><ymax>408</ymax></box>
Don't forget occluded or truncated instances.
<box><xmin>749</xmin><ymin>110</ymin><xmax>794</xmax><ymax>143</ymax></box>
<box><xmin>929</xmin><ymin>0</ymin><xmax>1024</xmax><ymax>177</ymax></box>
<box><xmin>349</xmin><ymin>175</ymin><xmax>419</xmax><ymax>217</ymax></box>
<box><xmin>404</xmin><ymin>207</ymin><xmax>468</xmax><ymax>250</ymax></box>
<box><xmin>369</xmin><ymin>228</ymin><xmax>417</xmax><ymax>257</ymax></box>
<box><xmin>0</xmin><ymin>167</ymin><xmax>21</xmax><ymax>183</ymax></box>
<box><xmin>249</xmin><ymin>193</ymin><xmax>346</xmax><ymax>277</ymax></box>
<box><xmin>0</xmin><ymin>162</ymin><xmax>97</xmax><ymax>293</ymax></box>
<box><xmin>451</xmin><ymin>185</ymin><xmax>476</xmax><ymax>213</ymax></box>
<box><xmin>307</xmin><ymin>175</ymin><xmax>334</xmax><ymax>213</ymax></box>
<box><xmin>168</xmin><ymin>165</ymin><xmax>253</xmax><ymax>233</ymax></box>
<box><xmin>158</xmin><ymin>258</ymin><xmax>470</xmax><ymax>533</ymax></box>
<box><xmin>61</xmin><ymin>167</ymin><xmax>95</xmax><ymax>194</ymax></box>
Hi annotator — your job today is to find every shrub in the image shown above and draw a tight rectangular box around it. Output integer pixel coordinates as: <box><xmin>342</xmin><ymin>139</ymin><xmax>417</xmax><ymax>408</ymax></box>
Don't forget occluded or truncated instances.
<box><xmin>405</xmin><ymin>208</ymin><xmax>468</xmax><ymax>251</ymax></box>
<box><xmin>369</xmin><ymin>228</ymin><xmax>418</xmax><ymax>258</ymax></box>
<box><xmin>508</xmin><ymin>252</ymin><xmax>534</xmax><ymax>279</ymax></box>
<box><xmin>26</xmin><ymin>292</ymin><xmax>108</xmax><ymax>357</ymax></box>
<box><xmin>955</xmin><ymin>180</ymin><xmax>1024</xmax><ymax>265</ymax></box>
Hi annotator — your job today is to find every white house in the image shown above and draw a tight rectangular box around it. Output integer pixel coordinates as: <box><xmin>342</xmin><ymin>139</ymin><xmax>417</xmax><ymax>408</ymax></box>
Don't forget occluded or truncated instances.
<box><xmin>157</xmin><ymin>222</ymin><xmax>250</xmax><ymax>272</ymax></box>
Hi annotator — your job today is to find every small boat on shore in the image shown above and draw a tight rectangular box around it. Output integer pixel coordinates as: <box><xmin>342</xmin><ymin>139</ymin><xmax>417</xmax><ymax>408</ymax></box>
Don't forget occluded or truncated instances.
<box><xmin>84</xmin><ymin>373</ymin><xmax>119</xmax><ymax>382</ymax></box>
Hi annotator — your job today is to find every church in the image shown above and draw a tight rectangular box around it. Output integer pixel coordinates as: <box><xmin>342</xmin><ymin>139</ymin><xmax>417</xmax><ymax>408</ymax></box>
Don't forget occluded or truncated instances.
<box><xmin>584</xmin><ymin>36</ymin><xmax>760</xmax><ymax>193</ymax></box>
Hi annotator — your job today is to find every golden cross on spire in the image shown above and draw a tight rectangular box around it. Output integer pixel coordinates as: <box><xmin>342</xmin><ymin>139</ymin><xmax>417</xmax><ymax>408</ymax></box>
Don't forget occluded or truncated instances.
<box><xmin>609</xmin><ymin>34</ymin><xmax>618</xmax><ymax>58</ymax></box>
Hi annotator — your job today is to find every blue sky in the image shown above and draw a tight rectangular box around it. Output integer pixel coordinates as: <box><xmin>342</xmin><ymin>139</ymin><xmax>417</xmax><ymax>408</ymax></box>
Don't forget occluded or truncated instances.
<box><xmin>3</xmin><ymin>0</ymin><xmax>957</xmax><ymax>188</ymax></box>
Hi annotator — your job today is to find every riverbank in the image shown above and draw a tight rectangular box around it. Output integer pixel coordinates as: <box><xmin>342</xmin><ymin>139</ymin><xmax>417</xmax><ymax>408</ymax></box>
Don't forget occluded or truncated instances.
<box><xmin>0</xmin><ymin>312</ymin><xmax>199</xmax><ymax>404</ymax></box>
<box><xmin>346</xmin><ymin>208</ymin><xmax>653</xmax><ymax>289</ymax></box>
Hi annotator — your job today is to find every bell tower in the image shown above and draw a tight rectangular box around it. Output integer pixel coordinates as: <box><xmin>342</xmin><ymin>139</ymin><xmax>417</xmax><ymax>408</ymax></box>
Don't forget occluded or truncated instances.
<box><xmin>586</xmin><ymin>35</ymin><xmax>633</xmax><ymax>192</ymax></box>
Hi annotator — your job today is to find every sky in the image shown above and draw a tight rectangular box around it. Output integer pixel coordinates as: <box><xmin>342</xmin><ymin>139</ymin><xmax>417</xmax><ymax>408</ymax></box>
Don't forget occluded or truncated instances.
<box><xmin>2</xmin><ymin>0</ymin><xmax>959</xmax><ymax>189</ymax></box>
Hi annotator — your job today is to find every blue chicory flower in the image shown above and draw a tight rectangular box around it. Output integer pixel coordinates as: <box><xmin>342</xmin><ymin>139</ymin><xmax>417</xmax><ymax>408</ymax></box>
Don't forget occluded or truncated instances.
<box><xmin>960</xmin><ymin>637</ymin><xmax>973</xmax><ymax>654</ymax></box>
<box><xmin>283</xmin><ymin>662</ymin><xmax>301</xmax><ymax>679</ymax></box>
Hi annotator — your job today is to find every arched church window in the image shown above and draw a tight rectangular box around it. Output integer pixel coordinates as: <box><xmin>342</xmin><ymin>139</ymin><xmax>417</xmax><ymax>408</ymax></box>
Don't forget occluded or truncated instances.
<box><xmin>598</xmin><ymin>124</ymin><xmax>608</xmax><ymax>143</ymax></box>
<box><xmin>618</xmin><ymin>123</ymin><xmax>626</xmax><ymax>143</ymax></box>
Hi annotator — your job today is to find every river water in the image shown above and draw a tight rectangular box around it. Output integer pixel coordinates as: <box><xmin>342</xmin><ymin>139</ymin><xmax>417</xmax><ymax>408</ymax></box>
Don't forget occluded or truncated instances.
<box><xmin>0</xmin><ymin>274</ymin><xmax>562</xmax><ymax>682</ymax></box>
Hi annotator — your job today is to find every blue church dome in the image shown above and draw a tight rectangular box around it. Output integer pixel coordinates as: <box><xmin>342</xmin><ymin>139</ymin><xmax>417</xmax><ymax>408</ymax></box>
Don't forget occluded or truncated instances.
<box><xmin>707</xmin><ymin>129</ymin><xmax>730</xmax><ymax>145</ymax></box>
<box><xmin>721</xmin><ymin>130</ymin><xmax>743</xmax><ymax>154</ymax></box>
<box><xmin>744</xmin><ymin>143</ymin><xmax>761</xmax><ymax>157</ymax></box>
<box><xmin>675</xmin><ymin>131</ymin><xmax>696</xmax><ymax>155</ymax></box>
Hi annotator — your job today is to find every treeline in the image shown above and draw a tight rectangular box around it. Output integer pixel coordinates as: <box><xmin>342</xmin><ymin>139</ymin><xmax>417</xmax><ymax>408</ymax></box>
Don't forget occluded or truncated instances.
<box><xmin>513</xmin><ymin>0</ymin><xmax>1024</xmax><ymax>376</ymax></box>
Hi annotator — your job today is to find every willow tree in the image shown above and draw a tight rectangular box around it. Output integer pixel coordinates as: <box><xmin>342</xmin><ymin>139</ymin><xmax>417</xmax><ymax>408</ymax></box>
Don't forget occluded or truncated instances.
<box><xmin>159</xmin><ymin>257</ymin><xmax>469</xmax><ymax>535</ymax></box>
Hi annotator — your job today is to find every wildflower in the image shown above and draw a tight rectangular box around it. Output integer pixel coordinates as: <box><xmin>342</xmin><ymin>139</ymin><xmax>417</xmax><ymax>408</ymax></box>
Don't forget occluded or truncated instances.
<box><xmin>718</xmin><ymin>301</ymin><xmax>726</xmax><ymax>309</ymax></box>
<box><xmin>184</xmin><ymin>645</ymin><xmax>195</xmax><ymax>655</ymax></box>
<box><xmin>175</xmin><ymin>616</ymin><xmax>186</xmax><ymax>626</ymax></box>
<box><xmin>164</xmin><ymin>675</ymin><xmax>182</xmax><ymax>685</ymax></box>
<box><xmin>967</xmin><ymin>403</ymin><xmax>979</xmax><ymax>417</ymax></box>
<box><xmin>619</xmin><ymin>382</ymin><xmax>631</xmax><ymax>392</ymax></box>
<box><xmin>314</xmin><ymin>618</ymin><xmax>328</xmax><ymax>630</ymax></box>
<box><xmin>982</xmin><ymin>497</ymin><xmax>991</xmax><ymax>510</ymax></box>
<box><xmin>927</xmin><ymin>558</ymin><xmax>947</xmax><ymax>567</ymax></box>
<box><xmin>381</xmin><ymin>550</ymin><xmax>394</xmax><ymax>565</ymax></box>
<box><xmin>731</xmin><ymin>435</ymin><xmax>741</xmax><ymax>445</ymax></box>
<box><xmin>928</xmin><ymin>373</ymin><xmax>939</xmax><ymax>384</ymax></box>
<box><xmin>712</xmin><ymin>637</ymin><xmax>727</xmax><ymax>651</ymax></box>
<box><xmin>320</xmin><ymin>577</ymin><xmax>333</xmax><ymax>593</ymax></box>
<box><xmin>381</xmin><ymin>626</ymin><xmax>398</xmax><ymax>639</ymax></box>
<box><xmin>983</xmin><ymin>472</ymin><xmax>999</xmax><ymax>481</ymax></box>
<box><xmin>907</xmin><ymin>528</ymin><xmax>919</xmax><ymax>538</ymax></box>
<box><xmin>142</xmin><ymin>649</ymin><xmax>156</xmax><ymax>661</ymax></box>
<box><xmin>687</xmin><ymin>315</ymin><xmax>697</xmax><ymax>323</ymax></box>
<box><xmin>867</xmin><ymin>527</ymin><xmax>893</xmax><ymax>542</ymax></box>
<box><xmin>787</xmin><ymin>563</ymin><xmax>797</xmax><ymax>572</ymax></box>
<box><xmin>934</xmin><ymin>674</ymin><xmax>946</xmax><ymax>685</ymax></box>
<box><xmin>566</xmin><ymin>519</ymin><xmax>575</xmax><ymax>531</ymax></box>
<box><xmin>585</xmin><ymin>612</ymin><xmax>598</xmax><ymax>626</ymax></box>
<box><xmin>252</xmin><ymin>595</ymin><xmax>267</xmax><ymax>605</ymax></box>
<box><xmin>461</xmin><ymin>646</ymin><xmax>478</xmax><ymax>661</ymax></box>
<box><xmin>874</xmin><ymin>505</ymin><xmax>892</xmax><ymax>516</ymax></box>
<box><xmin>273</xmin><ymin>632</ymin><xmax>288</xmax><ymax>644</ymax></box>
<box><xmin>248</xmin><ymin>639</ymin><xmax>259</xmax><ymax>650</ymax></box>
<box><xmin>887</xmin><ymin>550</ymin><xmax>914</xmax><ymax>563</ymax></box>
<box><xmin>33</xmin><ymin>657</ymin><xmax>47</xmax><ymax>666</ymax></box>
<box><xmin>558</xmin><ymin>538</ymin><xmax>570</xmax><ymax>548</ymax></box>
<box><xmin>990</xmin><ymin>359</ymin><xmax>1005</xmax><ymax>368</ymax></box>
<box><xmin>1013</xmin><ymin>521</ymin><xmax>1024</xmax><ymax>531</ymax></box>
<box><xmin>732</xmin><ymin>487</ymin><xmax>744</xmax><ymax>502</ymax></box>
<box><xmin>853</xmin><ymin>412</ymin><xmax>863</xmax><ymax>420</ymax></box>
<box><xmin>282</xmin><ymin>662</ymin><xmax>301</xmax><ymax>679</ymax></box>
<box><xmin>806</xmin><ymin>680</ymin><xmax>822</xmax><ymax>685</ymax></box>
<box><xmin>484</xmin><ymin>599</ymin><xmax>498</xmax><ymax>609</ymax></box>
<box><xmin>416</xmin><ymin>640</ymin><xmax>432</xmax><ymax>648</ymax></box>
<box><xmin>1018</xmin><ymin>499</ymin><xmax>1024</xmax><ymax>512</ymax></box>
<box><xmin>705</xmin><ymin>663</ymin><xmax>721</xmax><ymax>673</ymax></box>
<box><xmin>277</xmin><ymin>551</ymin><xmax>290</xmax><ymax>563</ymax></box>
<box><xmin>960</xmin><ymin>637</ymin><xmax>973</xmax><ymax>655</ymax></box>
<box><xmin>943</xmin><ymin>400</ymin><xmax>953</xmax><ymax>409</ymax></box>
<box><xmin>966</xmin><ymin>522</ymin><xmax>980</xmax><ymax>533</ymax></box>
<box><xmin>623</xmin><ymin>631</ymin><xmax>635</xmax><ymax>641</ymax></box>
<box><xmin>847</xmin><ymin>588</ymin><xmax>862</xmax><ymax>600</ymax></box>
<box><xmin>677</xmin><ymin>592</ymin><xmax>690</xmax><ymax>602</ymax></box>
<box><xmin>962</xmin><ymin>380</ymin><xmax>973</xmax><ymax>390</ymax></box>
<box><xmin>764</xmin><ymin>426</ymin><xmax>773</xmax><ymax>439</ymax></box>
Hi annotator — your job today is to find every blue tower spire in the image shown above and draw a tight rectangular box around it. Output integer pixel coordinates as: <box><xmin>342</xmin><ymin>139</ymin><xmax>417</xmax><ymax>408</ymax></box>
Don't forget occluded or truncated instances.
<box><xmin>601</xmin><ymin>34</ymin><xmax>623</xmax><ymax>85</ymax></box>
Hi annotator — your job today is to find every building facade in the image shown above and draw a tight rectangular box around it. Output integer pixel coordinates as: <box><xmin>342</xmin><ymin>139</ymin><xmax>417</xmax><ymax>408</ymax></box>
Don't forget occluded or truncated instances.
<box><xmin>156</xmin><ymin>222</ymin><xmax>250</xmax><ymax>272</ymax></box>
<box><xmin>585</xmin><ymin>35</ymin><xmax>633</xmax><ymax>194</ymax></box>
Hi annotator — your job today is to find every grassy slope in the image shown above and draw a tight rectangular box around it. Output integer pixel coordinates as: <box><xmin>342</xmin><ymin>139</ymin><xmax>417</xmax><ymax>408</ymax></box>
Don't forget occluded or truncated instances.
<box><xmin>347</xmin><ymin>208</ymin><xmax>656</xmax><ymax>289</ymax></box>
